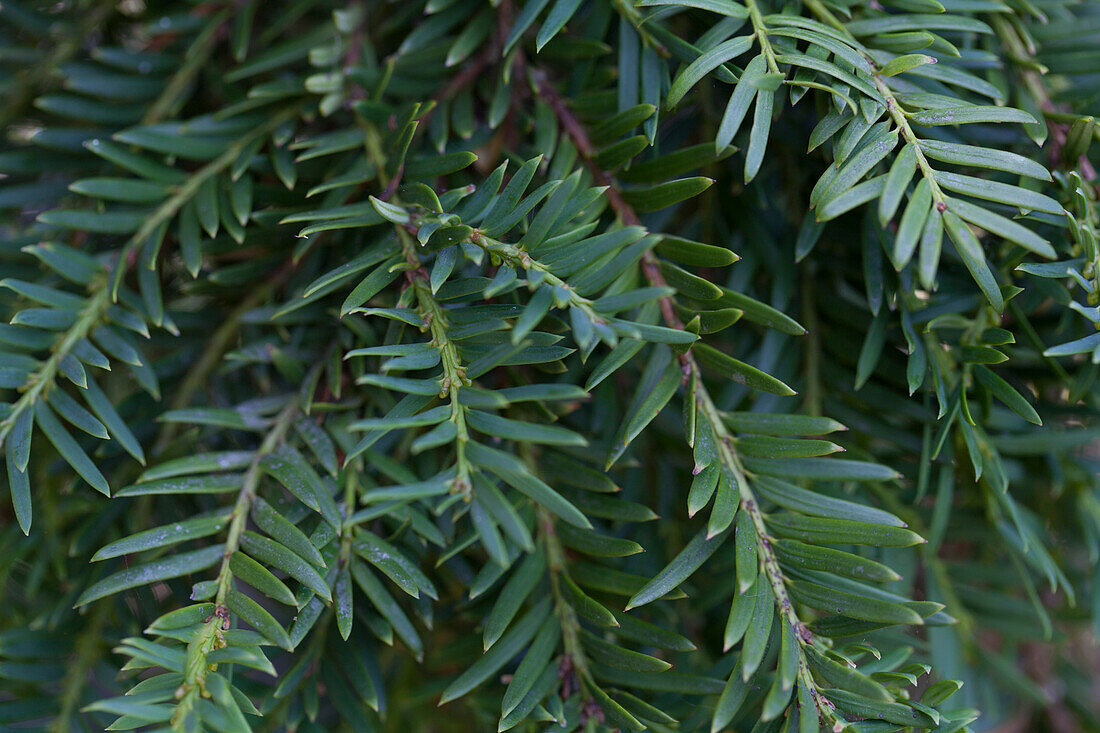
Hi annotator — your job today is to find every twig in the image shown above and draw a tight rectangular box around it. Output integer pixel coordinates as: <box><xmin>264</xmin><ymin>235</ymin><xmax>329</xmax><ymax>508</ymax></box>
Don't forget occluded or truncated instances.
<box><xmin>530</xmin><ymin>69</ymin><xmax>685</xmax><ymax>338</ymax></box>
<box><xmin>533</xmin><ymin>64</ymin><xmax>840</xmax><ymax>730</ymax></box>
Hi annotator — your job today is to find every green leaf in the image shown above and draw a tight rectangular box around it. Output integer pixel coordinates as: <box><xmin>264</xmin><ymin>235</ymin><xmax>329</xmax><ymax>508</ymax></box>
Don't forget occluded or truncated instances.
<box><xmin>564</xmin><ymin>572</ymin><xmax>619</xmax><ymax>626</ymax></box>
<box><xmin>259</xmin><ymin>444</ymin><xmax>339</xmax><ymax>526</ymax></box>
<box><xmin>655</xmin><ymin>236</ymin><xmax>739</xmax><ymax>267</ymax></box>
<box><xmin>76</xmin><ymin>545</ymin><xmax>224</xmax><ymax>606</ymax></box>
<box><xmin>879</xmin><ymin>143</ymin><xmax>917</xmax><ymax>224</ymax></box>
<box><xmin>34</xmin><ymin>401</ymin><xmax>109</xmax><ymax>495</ymax></box>
<box><xmin>69</xmin><ymin>177</ymin><xmax>170</xmax><ymax>203</ymax></box>
<box><xmin>943</xmin><ymin>209</ymin><xmax>1004</xmax><ymax>311</ymax></box>
<box><xmin>767</xmin><ymin>513</ymin><xmax>924</xmax><ymax>546</ymax></box>
<box><xmin>716</xmin><ymin>288</ymin><xmax>807</xmax><ymax>335</ymax></box>
<box><xmin>251</xmin><ymin>497</ymin><xmax>327</xmax><ymax>568</ymax></box>
<box><xmin>503</xmin><ymin>0</ymin><xmax>552</xmax><ymax>53</ymax></box>
<box><xmin>894</xmin><ymin>179</ymin><xmax>932</xmax><ymax>268</ymax></box>
<box><xmin>855</xmin><ymin>306</ymin><xmax>889</xmax><ymax>389</ymax></box>
<box><xmin>789</xmin><ymin>579</ymin><xmax>925</xmax><ymax>625</ymax></box>
<box><xmin>620</xmin><ymin>144</ymin><xmax>736</xmax><ymax>184</ymax></box>
<box><xmin>612</xmin><ymin>610</ymin><xmax>696</xmax><ymax>651</ymax></box>
<box><xmin>824</xmin><ymin>689</ymin><xmax>938</xmax><ymax>727</ymax></box>
<box><xmin>821</xmin><ymin>127</ymin><xmax>898</xmax><ymax>205</ymax></box>
<box><xmin>753</xmin><ymin>476</ymin><xmax>906</xmax><ymax>526</ymax></box>
<box><xmin>817</xmin><ymin>175</ymin><xmax>888</xmax><ymax>221</ymax></box>
<box><xmin>668</xmin><ymin>37</ymin><xmax>754</xmax><ymax>107</ymax></box>
<box><xmin>908</xmin><ymin>105</ymin><xmax>1036</xmax><ymax>127</ymax></box>
<box><xmin>405</xmin><ymin>151</ymin><xmax>479</xmax><ymax>179</ymax></box>
<box><xmin>621</xmin><ymin>177</ymin><xmax>714</xmax><ymax>212</ymax></box>
<box><xmin>8</xmin><ymin>406</ymin><xmax>33</xmax><ymax>473</ymax></box>
<box><xmin>139</xmin><ymin>452</ymin><xmax>253</xmax><ymax>481</ymax></box>
<box><xmin>536</xmin><ymin>0</ymin><xmax>585</xmax><ymax>51</ymax></box>
<box><xmin>713</xmin><ymin>666</ymin><xmax>751</xmax><ymax>731</ymax></box>
<box><xmin>717</xmin><ymin>55</ymin><xmax>764</xmax><ymax>151</ymax></box>
<box><xmin>158</xmin><ymin>407</ymin><xmax>261</xmax><ymax>431</ymax></box>
<box><xmin>774</xmin><ymin>539</ymin><xmax>901</xmax><ymax>582</ymax></box>
<box><xmin>557</xmin><ymin>523</ymin><xmax>644</xmax><ymax>557</ymax></box>
<box><xmin>804</xmin><ymin>645</ymin><xmax>892</xmax><ymax>701</ymax></box>
<box><xmin>5</xmin><ymin>439</ymin><xmax>31</xmax><ymax>535</ymax></box>
<box><xmin>973</xmin><ymin>365</ymin><xmax>1041</xmax><ymax>425</ymax></box>
<box><xmin>83</xmin><ymin>376</ymin><xmax>145</xmax><ymax>464</ymax></box>
<box><xmin>501</xmin><ymin>615</ymin><xmax>560</xmax><ymax>716</ymax></box>
<box><xmin>225</xmin><ymin>588</ymin><xmax>293</xmax><ymax>650</ymax></box>
<box><xmin>84</xmin><ymin>698</ymin><xmax>173</xmax><ymax>722</ymax></box>
<box><xmin>708</xmin><ymin>463</ymin><xmax>739</xmax><ymax>538</ymax></box>
<box><xmin>353</xmin><ymin>530</ymin><xmax>437</xmax><ymax>599</ymax></box>
<box><xmin>467</xmin><ymin>442</ymin><xmax>591</xmax><ymax>529</ymax></box>
<box><xmin>46</xmin><ymin>389</ymin><xmax>108</xmax><ymax>440</ymax></box>
<box><xmin>1044</xmin><ymin>332</ymin><xmax>1100</xmax><ymax>357</ymax></box>
<box><xmin>626</xmin><ymin>527</ymin><xmax>728</xmax><ymax>610</ymax></box>
<box><xmin>744</xmin><ymin>89</ymin><xmax>775</xmax><ymax>183</ymax></box>
<box><xmin>230</xmin><ymin>552</ymin><xmax>298</xmax><ymax>606</ymax></box>
<box><xmin>637</xmin><ymin>0</ymin><xmax>748</xmax><ymax>16</ymax></box>
<box><xmin>594</xmin><ymin>135</ymin><xmax>649</xmax><ymax>170</ymax></box>
<box><xmin>589</xmin><ymin>685</ymin><xmax>646</xmax><ymax>731</ymax></box>
<box><xmin>425</xmin><ymin>224</ymin><xmax>473</xmax><ymax>253</ymax></box>
<box><xmin>694</xmin><ymin>343</ymin><xmax>796</xmax><ymax>396</ymax></box>
<box><xmin>581</xmin><ymin>629</ymin><xmax>671</xmax><ymax>672</ymax></box>
<box><xmin>846</xmin><ymin>13</ymin><xmax>992</xmax><ymax>35</ymax></box>
<box><xmin>659</xmin><ymin>261</ymin><xmax>724</xmax><ymax>299</ymax></box>
<box><xmin>484</xmin><ymin>551</ymin><xmax>546</xmax><ymax>651</ymax></box>
<box><xmin>688</xmin><ymin>464</ymin><xmax>720</xmax><ymax>517</ymax></box>
<box><xmin>368</xmin><ymin>196</ymin><xmax>409</xmax><ymax>224</ymax></box>
<box><xmin>340</xmin><ymin>256</ymin><xmax>405</xmax><ymax>315</ymax></box>
<box><xmin>936</xmin><ymin>171</ymin><xmax>1063</xmax><ymax>215</ymax></box>
<box><xmin>734</xmin><ymin>510</ymin><xmax>758</xmax><ymax>592</ymax></box>
<box><xmin>590</xmin><ymin>105</ymin><xmax>657</xmax><ymax>146</ymax></box>
<box><xmin>724</xmin><ymin>573</ymin><xmax>759</xmax><ymax>649</ymax></box>
<box><xmin>774</xmin><ymin>53</ymin><xmax>881</xmax><ymax>101</ymax></box>
<box><xmin>947</xmin><ymin>197</ymin><xmax>1055</xmax><ymax>259</ymax></box>
<box><xmin>919</xmin><ymin>204</ymin><xmax>943</xmax><ymax>290</ymax></box>
<box><xmin>607</xmin><ymin>346</ymin><xmax>682</xmax><ymax>468</ymax></box>
<box><xmin>918</xmin><ymin>140</ymin><xmax>1051</xmax><ymax>180</ymax></box>
<box><xmin>439</xmin><ymin>597</ymin><xmax>552</xmax><ymax>703</ymax></box>
<box><xmin>721</xmin><ymin>412</ymin><xmax>846</xmax><ymax>436</ymax></box>
<box><xmin>37</xmin><ymin>208</ymin><xmax>146</xmax><ymax>234</ymax></box>
<box><xmin>241</xmin><ymin>531</ymin><xmax>332</xmax><ymax>601</ymax></box>
<box><xmin>116</xmin><ymin>474</ymin><xmax>244</xmax><ymax>497</ymax></box>
<box><xmin>350</xmin><ymin>561</ymin><xmax>423</xmax><ymax>659</ymax></box>
<box><xmin>466</xmin><ymin>410</ymin><xmax>587</xmax><ymax>446</ymax></box>
<box><xmin>878</xmin><ymin>54</ymin><xmax>937</xmax><ymax>77</ymax></box>
<box><xmin>334</xmin><ymin>565</ymin><xmax>353</xmax><ymax>640</ymax></box>
<box><xmin>93</xmin><ymin>515</ymin><xmax>228</xmax><ymax>561</ymax></box>
<box><xmin>744</xmin><ymin>456</ymin><xmax>899</xmax><ymax>481</ymax></box>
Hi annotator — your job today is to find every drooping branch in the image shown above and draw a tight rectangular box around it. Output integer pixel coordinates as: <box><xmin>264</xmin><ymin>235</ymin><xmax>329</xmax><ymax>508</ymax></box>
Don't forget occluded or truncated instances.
<box><xmin>172</xmin><ymin>400</ymin><xmax>299</xmax><ymax>729</ymax></box>
<box><xmin>533</xmin><ymin>64</ymin><xmax>841</xmax><ymax>728</ymax></box>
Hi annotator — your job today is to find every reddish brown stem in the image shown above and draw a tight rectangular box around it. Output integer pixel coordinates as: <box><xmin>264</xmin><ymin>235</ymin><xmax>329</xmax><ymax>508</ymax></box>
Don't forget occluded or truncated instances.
<box><xmin>531</xmin><ymin>69</ymin><xmax>685</xmax><ymax>338</ymax></box>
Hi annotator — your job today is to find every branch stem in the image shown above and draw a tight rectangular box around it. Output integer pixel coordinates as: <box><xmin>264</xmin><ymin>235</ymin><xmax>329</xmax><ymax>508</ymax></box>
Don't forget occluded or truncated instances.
<box><xmin>746</xmin><ymin>0</ymin><xmax>782</xmax><ymax>74</ymax></box>
<box><xmin>172</xmin><ymin>400</ymin><xmax>299</xmax><ymax>730</ymax></box>
<box><xmin>0</xmin><ymin>284</ymin><xmax>111</xmax><ymax>450</ymax></box>
<box><xmin>538</xmin><ymin>508</ymin><xmax>595</xmax><ymax>705</ymax></box>
<box><xmin>109</xmin><ymin>103</ymin><xmax>304</xmax><ymax>299</ymax></box>
<box><xmin>361</xmin><ymin>117</ymin><xmax>475</xmax><ymax>495</ymax></box>
<box><xmin>471</xmin><ymin>232</ymin><xmax>608</xmax><ymax>328</ymax></box>
<box><xmin>535</xmin><ymin>63</ymin><xmax>840</xmax><ymax>728</ymax></box>
<box><xmin>801</xmin><ymin>0</ymin><xmax>946</xmax><ymax>209</ymax></box>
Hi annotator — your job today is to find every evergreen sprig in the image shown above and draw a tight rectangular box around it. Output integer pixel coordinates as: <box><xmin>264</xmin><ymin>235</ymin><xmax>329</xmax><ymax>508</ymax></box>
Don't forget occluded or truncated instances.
<box><xmin>1</xmin><ymin>0</ymin><xmax>1097</xmax><ymax>731</ymax></box>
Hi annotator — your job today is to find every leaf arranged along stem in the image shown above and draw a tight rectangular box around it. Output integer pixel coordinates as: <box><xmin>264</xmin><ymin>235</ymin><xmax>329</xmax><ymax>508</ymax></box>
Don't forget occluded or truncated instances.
<box><xmin>0</xmin><ymin>0</ymin><xmax>1094</xmax><ymax>731</ymax></box>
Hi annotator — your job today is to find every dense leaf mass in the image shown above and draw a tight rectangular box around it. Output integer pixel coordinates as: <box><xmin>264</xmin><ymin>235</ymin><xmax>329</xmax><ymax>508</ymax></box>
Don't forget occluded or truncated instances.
<box><xmin>0</xmin><ymin>0</ymin><xmax>1098</xmax><ymax>730</ymax></box>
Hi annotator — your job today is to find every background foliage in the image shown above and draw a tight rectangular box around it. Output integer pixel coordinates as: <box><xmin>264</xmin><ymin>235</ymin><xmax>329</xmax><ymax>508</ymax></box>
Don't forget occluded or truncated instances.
<box><xmin>1</xmin><ymin>0</ymin><xmax>1098</xmax><ymax>730</ymax></box>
